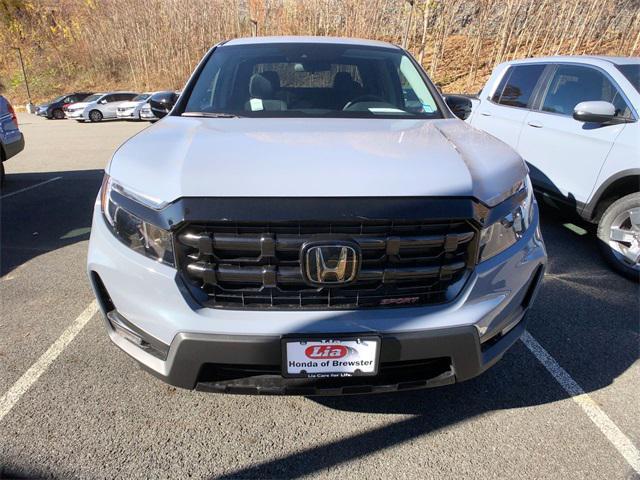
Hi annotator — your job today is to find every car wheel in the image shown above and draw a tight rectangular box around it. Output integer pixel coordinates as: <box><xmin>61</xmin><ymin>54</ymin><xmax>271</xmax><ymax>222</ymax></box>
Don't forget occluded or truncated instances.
<box><xmin>52</xmin><ymin>108</ymin><xmax>65</xmax><ymax>119</ymax></box>
<box><xmin>597</xmin><ymin>192</ymin><xmax>640</xmax><ymax>281</ymax></box>
<box><xmin>89</xmin><ymin>110</ymin><xmax>103</xmax><ymax>122</ymax></box>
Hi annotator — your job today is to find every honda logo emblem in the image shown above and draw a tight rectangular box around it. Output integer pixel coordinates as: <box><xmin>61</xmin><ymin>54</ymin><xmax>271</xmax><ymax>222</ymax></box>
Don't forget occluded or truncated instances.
<box><xmin>301</xmin><ymin>241</ymin><xmax>361</xmax><ymax>286</ymax></box>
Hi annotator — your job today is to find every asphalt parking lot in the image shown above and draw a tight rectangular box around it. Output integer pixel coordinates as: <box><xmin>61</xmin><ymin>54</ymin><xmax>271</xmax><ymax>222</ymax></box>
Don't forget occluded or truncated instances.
<box><xmin>0</xmin><ymin>114</ymin><xmax>638</xmax><ymax>480</ymax></box>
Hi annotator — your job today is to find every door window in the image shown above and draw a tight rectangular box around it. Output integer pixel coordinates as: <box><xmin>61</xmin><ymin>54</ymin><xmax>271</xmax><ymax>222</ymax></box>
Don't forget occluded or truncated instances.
<box><xmin>617</xmin><ymin>64</ymin><xmax>639</xmax><ymax>93</ymax></box>
<box><xmin>491</xmin><ymin>64</ymin><xmax>546</xmax><ymax>108</ymax></box>
<box><xmin>541</xmin><ymin>65</ymin><xmax>632</xmax><ymax>119</ymax></box>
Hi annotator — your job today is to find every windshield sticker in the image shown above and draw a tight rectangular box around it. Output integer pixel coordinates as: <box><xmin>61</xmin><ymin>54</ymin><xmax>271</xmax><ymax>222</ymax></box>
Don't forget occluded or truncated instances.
<box><xmin>250</xmin><ymin>98</ymin><xmax>264</xmax><ymax>111</ymax></box>
<box><xmin>368</xmin><ymin>107</ymin><xmax>406</xmax><ymax>113</ymax></box>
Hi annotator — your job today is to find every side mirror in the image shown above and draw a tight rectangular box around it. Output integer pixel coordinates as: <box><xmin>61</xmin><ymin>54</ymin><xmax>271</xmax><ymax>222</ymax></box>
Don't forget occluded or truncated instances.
<box><xmin>99</xmin><ymin>99</ymin><xmax>107</xmax><ymax>105</ymax></box>
<box><xmin>444</xmin><ymin>95</ymin><xmax>472</xmax><ymax>120</ymax></box>
<box><xmin>149</xmin><ymin>92</ymin><xmax>178</xmax><ymax>119</ymax></box>
<box><xmin>573</xmin><ymin>101</ymin><xmax>617</xmax><ymax>124</ymax></box>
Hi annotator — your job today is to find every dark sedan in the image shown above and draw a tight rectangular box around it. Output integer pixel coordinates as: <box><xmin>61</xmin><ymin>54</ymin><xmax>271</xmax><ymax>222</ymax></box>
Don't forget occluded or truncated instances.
<box><xmin>36</xmin><ymin>92</ymin><xmax>92</xmax><ymax>119</ymax></box>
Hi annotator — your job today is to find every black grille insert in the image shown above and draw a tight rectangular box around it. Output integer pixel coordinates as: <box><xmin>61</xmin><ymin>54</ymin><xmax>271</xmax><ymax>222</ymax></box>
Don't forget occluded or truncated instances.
<box><xmin>176</xmin><ymin>220</ymin><xmax>477</xmax><ymax>309</ymax></box>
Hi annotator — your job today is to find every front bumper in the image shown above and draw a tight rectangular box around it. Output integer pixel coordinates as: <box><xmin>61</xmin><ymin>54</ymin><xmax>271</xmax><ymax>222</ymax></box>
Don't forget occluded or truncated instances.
<box><xmin>88</xmin><ymin>200</ymin><xmax>546</xmax><ymax>394</ymax></box>
<box><xmin>65</xmin><ymin>110</ymin><xmax>84</xmax><ymax>119</ymax></box>
<box><xmin>116</xmin><ymin>109</ymin><xmax>138</xmax><ymax>119</ymax></box>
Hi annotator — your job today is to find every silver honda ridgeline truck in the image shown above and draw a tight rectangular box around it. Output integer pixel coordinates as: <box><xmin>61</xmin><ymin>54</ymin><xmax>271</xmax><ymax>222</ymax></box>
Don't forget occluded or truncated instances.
<box><xmin>88</xmin><ymin>37</ymin><xmax>547</xmax><ymax>395</ymax></box>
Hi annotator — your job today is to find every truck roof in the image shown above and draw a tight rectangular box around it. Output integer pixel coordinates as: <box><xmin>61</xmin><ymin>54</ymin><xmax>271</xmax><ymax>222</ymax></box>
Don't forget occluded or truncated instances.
<box><xmin>223</xmin><ymin>36</ymin><xmax>399</xmax><ymax>50</ymax></box>
<box><xmin>504</xmin><ymin>55</ymin><xmax>640</xmax><ymax>67</ymax></box>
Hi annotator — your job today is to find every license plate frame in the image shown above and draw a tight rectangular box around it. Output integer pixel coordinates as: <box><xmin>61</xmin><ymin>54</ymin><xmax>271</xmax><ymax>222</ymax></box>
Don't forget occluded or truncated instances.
<box><xmin>281</xmin><ymin>336</ymin><xmax>381</xmax><ymax>379</ymax></box>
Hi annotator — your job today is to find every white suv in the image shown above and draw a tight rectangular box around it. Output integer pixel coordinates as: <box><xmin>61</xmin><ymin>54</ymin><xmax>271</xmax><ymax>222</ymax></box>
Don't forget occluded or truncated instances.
<box><xmin>468</xmin><ymin>56</ymin><xmax>639</xmax><ymax>279</ymax></box>
<box><xmin>87</xmin><ymin>37</ymin><xmax>546</xmax><ymax>394</ymax></box>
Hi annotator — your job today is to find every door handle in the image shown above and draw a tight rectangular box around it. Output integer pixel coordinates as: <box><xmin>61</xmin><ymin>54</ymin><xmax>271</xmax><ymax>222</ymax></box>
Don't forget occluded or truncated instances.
<box><xmin>480</xmin><ymin>112</ymin><xmax>491</xmax><ymax>116</ymax></box>
<box><xmin>527</xmin><ymin>121</ymin><xmax>543</xmax><ymax>128</ymax></box>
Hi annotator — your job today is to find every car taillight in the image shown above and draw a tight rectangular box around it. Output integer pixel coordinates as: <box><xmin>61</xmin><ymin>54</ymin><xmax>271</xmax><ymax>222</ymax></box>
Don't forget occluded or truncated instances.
<box><xmin>7</xmin><ymin>102</ymin><xmax>18</xmax><ymax>128</ymax></box>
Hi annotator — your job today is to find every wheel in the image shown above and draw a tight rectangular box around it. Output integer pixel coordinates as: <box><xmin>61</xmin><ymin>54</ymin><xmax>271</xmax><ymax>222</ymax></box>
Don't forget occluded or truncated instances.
<box><xmin>88</xmin><ymin>110</ymin><xmax>103</xmax><ymax>122</ymax></box>
<box><xmin>597</xmin><ymin>192</ymin><xmax>640</xmax><ymax>281</ymax></box>
<box><xmin>52</xmin><ymin>108</ymin><xmax>65</xmax><ymax>119</ymax></box>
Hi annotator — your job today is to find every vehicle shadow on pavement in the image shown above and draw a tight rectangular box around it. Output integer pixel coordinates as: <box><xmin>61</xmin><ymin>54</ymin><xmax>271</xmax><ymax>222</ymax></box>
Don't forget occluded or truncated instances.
<box><xmin>215</xmin><ymin>204</ymin><xmax>639</xmax><ymax>480</ymax></box>
<box><xmin>0</xmin><ymin>169</ymin><xmax>103</xmax><ymax>276</ymax></box>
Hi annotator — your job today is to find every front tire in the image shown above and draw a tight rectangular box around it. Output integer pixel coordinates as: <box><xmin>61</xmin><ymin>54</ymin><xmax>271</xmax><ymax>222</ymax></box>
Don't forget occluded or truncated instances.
<box><xmin>597</xmin><ymin>192</ymin><xmax>640</xmax><ymax>281</ymax></box>
<box><xmin>88</xmin><ymin>110</ymin><xmax>103</xmax><ymax>122</ymax></box>
<box><xmin>52</xmin><ymin>108</ymin><xmax>65</xmax><ymax>119</ymax></box>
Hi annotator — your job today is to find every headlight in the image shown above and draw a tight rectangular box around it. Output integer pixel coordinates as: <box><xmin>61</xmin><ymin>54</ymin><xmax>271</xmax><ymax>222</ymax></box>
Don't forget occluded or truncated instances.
<box><xmin>478</xmin><ymin>176</ymin><xmax>535</xmax><ymax>262</ymax></box>
<box><xmin>100</xmin><ymin>175</ymin><xmax>175</xmax><ymax>267</ymax></box>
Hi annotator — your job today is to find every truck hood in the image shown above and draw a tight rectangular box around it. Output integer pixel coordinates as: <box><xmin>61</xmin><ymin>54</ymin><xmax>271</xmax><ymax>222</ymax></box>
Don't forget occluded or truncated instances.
<box><xmin>108</xmin><ymin>117</ymin><xmax>527</xmax><ymax>206</ymax></box>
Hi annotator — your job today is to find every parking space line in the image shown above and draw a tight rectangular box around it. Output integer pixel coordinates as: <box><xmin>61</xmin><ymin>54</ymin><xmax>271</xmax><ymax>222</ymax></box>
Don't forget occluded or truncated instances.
<box><xmin>522</xmin><ymin>331</ymin><xmax>640</xmax><ymax>474</ymax></box>
<box><xmin>0</xmin><ymin>300</ymin><xmax>98</xmax><ymax>423</ymax></box>
<box><xmin>0</xmin><ymin>301</ymin><xmax>637</xmax><ymax>476</ymax></box>
<box><xmin>0</xmin><ymin>176</ymin><xmax>63</xmax><ymax>199</ymax></box>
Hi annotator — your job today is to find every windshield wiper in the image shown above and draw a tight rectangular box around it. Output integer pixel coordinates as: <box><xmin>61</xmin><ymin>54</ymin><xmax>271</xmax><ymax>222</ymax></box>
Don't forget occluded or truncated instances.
<box><xmin>181</xmin><ymin>112</ymin><xmax>243</xmax><ymax>118</ymax></box>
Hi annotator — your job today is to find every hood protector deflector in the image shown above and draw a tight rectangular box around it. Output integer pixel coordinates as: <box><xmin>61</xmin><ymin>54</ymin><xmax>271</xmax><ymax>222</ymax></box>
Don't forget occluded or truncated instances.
<box><xmin>111</xmin><ymin>191</ymin><xmax>526</xmax><ymax>231</ymax></box>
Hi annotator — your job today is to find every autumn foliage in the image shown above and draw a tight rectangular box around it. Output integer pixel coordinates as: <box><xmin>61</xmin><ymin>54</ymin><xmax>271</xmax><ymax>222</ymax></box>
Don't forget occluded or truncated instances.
<box><xmin>1</xmin><ymin>0</ymin><xmax>639</xmax><ymax>103</ymax></box>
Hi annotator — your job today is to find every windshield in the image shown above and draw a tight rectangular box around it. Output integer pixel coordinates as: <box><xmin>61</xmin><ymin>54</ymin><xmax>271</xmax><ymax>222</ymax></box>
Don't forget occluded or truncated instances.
<box><xmin>132</xmin><ymin>93</ymin><xmax>151</xmax><ymax>101</ymax></box>
<box><xmin>83</xmin><ymin>94</ymin><xmax>103</xmax><ymax>102</ymax></box>
<box><xmin>617</xmin><ymin>64</ymin><xmax>640</xmax><ymax>94</ymax></box>
<box><xmin>50</xmin><ymin>95</ymin><xmax>66</xmax><ymax>103</ymax></box>
<box><xmin>183</xmin><ymin>43</ymin><xmax>441</xmax><ymax>119</ymax></box>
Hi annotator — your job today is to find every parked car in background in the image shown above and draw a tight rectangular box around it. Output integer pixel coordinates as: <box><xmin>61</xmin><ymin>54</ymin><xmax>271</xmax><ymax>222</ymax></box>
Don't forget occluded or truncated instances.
<box><xmin>0</xmin><ymin>95</ymin><xmax>25</xmax><ymax>185</ymax></box>
<box><xmin>139</xmin><ymin>101</ymin><xmax>156</xmax><ymax>121</ymax></box>
<box><xmin>88</xmin><ymin>37</ymin><xmax>546</xmax><ymax>394</ymax></box>
<box><xmin>36</xmin><ymin>92</ymin><xmax>92</xmax><ymax>119</ymax></box>
<box><xmin>66</xmin><ymin>92</ymin><xmax>138</xmax><ymax>122</ymax></box>
<box><xmin>116</xmin><ymin>93</ymin><xmax>153</xmax><ymax>120</ymax></box>
<box><xmin>141</xmin><ymin>91</ymin><xmax>180</xmax><ymax>121</ymax></box>
<box><xmin>465</xmin><ymin>56</ymin><xmax>639</xmax><ymax>280</ymax></box>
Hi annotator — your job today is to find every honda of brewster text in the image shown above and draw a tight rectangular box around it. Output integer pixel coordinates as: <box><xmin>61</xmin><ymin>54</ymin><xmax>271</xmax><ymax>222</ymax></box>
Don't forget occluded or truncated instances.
<box><xmin>87</xmin><ymin>37</ymin><xmax>547</xmax><ymax>395</ymax></box>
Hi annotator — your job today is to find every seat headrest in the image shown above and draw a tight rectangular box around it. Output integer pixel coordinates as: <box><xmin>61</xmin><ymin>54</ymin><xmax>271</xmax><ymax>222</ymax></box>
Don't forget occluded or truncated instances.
<box><xmin>261</xmin><ymin>71</ymin><xmax>281</xmax><ymax>90</ymax></box>
<box><xmin>333</xmin><ymin>72</ymin><xmax>355</xmax><ymax>90</ymax></box>
<box><xmin>249</xmin><ymin>73</ymin><xmax>273</xmax><ymax>98</ymax></box>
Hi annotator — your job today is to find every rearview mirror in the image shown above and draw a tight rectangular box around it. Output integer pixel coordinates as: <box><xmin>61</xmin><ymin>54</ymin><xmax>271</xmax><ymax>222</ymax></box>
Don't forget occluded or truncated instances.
<box><xmin>573</xmin><ymin>101</ymin><xmax>617</xmax><ymax>124</ymax></box>
<box><xmin>444</xmin><ymin>95</ymin><xmax>472</xmax><ymax>120</ymax></box>
<box><xmin>149</xmin><ymin>92</ymin><xmax>178</xmax><ymax>119</ymax></box>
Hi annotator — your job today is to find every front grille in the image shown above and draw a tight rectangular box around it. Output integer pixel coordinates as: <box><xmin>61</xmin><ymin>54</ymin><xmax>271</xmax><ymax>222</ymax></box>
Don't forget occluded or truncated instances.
<box><xmin>175</xmin><ymin>220</ymin><xmax>477</xmax><ymax>310</ymax></box>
